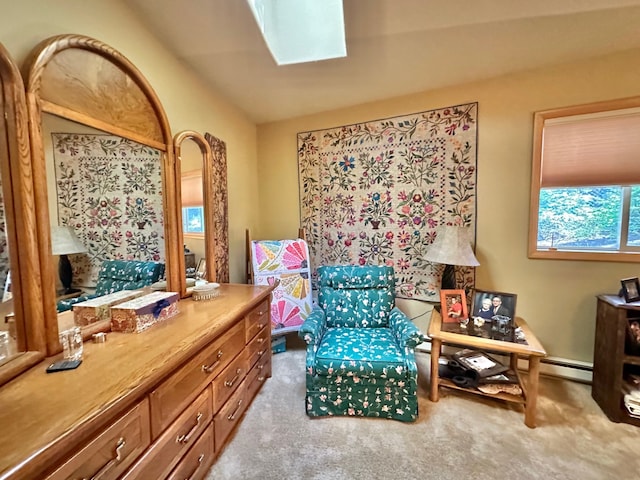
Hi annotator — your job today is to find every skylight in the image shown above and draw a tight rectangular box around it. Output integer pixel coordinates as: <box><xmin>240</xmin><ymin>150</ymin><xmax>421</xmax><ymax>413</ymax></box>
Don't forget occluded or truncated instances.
<box><xmin>246</xmin><ymin>0</ymin><xmax>347</xmax><ymax>65</ymax></box>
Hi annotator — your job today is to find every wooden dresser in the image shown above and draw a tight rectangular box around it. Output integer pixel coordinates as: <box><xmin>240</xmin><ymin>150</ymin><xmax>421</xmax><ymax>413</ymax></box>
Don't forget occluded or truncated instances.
<box><xmin>0</xmin><ymin>284</ymin><xmax>273</xmax><ymax>480</ymax></box>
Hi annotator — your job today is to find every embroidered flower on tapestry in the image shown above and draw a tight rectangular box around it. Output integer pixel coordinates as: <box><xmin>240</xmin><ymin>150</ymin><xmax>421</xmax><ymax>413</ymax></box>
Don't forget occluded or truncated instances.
<box><xmin>52</xmin><ymin>133</ymin><xmax>165</xmax><ymax>287</ymax></box>
<box><xmin>298</xmin><ymin>103</ymin><xmax>477</xmax><ymax>301</ymax></box>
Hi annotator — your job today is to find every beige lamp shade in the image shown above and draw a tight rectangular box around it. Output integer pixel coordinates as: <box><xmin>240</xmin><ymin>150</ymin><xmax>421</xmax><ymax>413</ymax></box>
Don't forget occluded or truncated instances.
<box><xmin>423</xmin><ymin>226</ymin><xmax>479</xmax><ymax>267</ymax></box>
<box><xmin>50</xmin><ymin>226</ymin><xmax>87</xmax><ymax>255</ymax></box>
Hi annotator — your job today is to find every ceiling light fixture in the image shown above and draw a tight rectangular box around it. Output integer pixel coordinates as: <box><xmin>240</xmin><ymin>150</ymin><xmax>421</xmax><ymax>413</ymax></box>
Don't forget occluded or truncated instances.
<box><xmin>246</xmin><ymin>0</ymin><xmax>347</xmax><ymax>66</ymax></box>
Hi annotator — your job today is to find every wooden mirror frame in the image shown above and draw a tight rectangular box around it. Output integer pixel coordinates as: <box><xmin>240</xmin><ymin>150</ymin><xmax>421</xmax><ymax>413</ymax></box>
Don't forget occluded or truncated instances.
<box><xmin>23</xmin><ymin>34</ymin><xmax>181</xmax><ymax>355</ymax></box>
<box><xmin>174</xmin><ymin>130</ymin><xmax>217</xmax><ymax>297</ymax></box>
<box><xmin>0</xmin><ymin>43</ymin><xmax>46</xmax><ymax>385</ymax></box>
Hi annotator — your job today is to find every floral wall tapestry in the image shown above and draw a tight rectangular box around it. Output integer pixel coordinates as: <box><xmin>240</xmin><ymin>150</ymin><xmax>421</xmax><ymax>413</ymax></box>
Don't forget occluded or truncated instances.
<box><xmin>205</xmin><ymin>132</ymin><xmax>230</xmax><ymax>283</ymax></box>
<box><xmin>298</xmin><ymin>102</ymin><xmax>477</xmax><ymax>302</ymax></box>
<box><xmin>52</xmin><ymin>133</ymin><xmax>165</xmax><ymax>287</ymax></box>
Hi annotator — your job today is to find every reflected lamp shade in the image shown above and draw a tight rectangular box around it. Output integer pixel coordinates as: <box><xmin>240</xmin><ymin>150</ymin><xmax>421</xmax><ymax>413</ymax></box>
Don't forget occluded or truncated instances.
<box><xmin>51</xmin><ymin>226</ymin><xmax>87</xmax><ymax>294</ymax></box>
<box><xmin>422</xmin><ymin>226</ymin><xmax>479</xmax><ymax>290</ymax></box>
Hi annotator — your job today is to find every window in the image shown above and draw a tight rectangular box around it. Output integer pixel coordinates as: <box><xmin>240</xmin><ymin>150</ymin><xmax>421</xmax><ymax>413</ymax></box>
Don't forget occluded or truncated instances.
<box><xmin>529</xmin><ymin>97</ymin><xmax>640</xmax><ymax>262</ymax></box>
<box><xmin>181</xmin><ymin>170</ymin><xmax>205</xmax><ymax>236</ymax></box>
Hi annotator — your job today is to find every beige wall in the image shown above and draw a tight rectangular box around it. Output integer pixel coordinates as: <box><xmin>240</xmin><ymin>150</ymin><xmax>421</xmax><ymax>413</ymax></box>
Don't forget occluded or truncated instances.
<box><xmin>256</xmin><ymin>48</ymin><xmax>640</xmax><ymax>363</ymax></box>
<box><xmin>0</xmin><ymin>0</ymin><xmax>258</xmax><ymax>283</ymax></box>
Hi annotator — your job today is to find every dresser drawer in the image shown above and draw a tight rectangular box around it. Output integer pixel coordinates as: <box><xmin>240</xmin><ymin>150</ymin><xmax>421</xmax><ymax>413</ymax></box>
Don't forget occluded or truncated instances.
<box><xmin>122</xmin><ymin>387</ymin><xmax>213</xmax><ymax>480</ymax></box>
<box><xmin>46</xmin><ymin>399</ymin><xmax>150</xmax><ymax>480</ymax></box>
<box><xmin>212</xmin><ymin>350</ymin><xmax>249</xmax><ymax>413</ymax></box>
<box><xmin>213</xmin><ymin>382</ymin><xmax>247</xmax><ymax>452</ymax></box>
<box><xmin>244</xmin><ymin>299</ymin><xmax>270</xmax><ymax>343</ymax></box>
<box><xmin>166</xmin><ymin>424</ymin><xmax>214</xmax><ymax>480</ymax></box>
<box><xmin>247</xmin><ymin>325</ymin><xmax>270</xmax><ymax>369</ymax></box>
<box><xmin>149</xmin><ymin>322</ymin><xmax>244</xmax><ymax>437</ymax></box>
<box><xmin>246</xmin><ymin>353</ymin><xmax>271</xmax><ymax>401</ymax></box>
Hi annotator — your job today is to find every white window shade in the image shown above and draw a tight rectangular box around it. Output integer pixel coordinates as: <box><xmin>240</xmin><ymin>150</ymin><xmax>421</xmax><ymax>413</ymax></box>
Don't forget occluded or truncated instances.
<box><xmin>541</xmin><ymin>108</ymin><xmax>640</xmax><ymax>187</ymax></box>
<box><xmin>181</xmin><ymin>170</ymin><xmax>203</xmax><ymax>207</ymax></box>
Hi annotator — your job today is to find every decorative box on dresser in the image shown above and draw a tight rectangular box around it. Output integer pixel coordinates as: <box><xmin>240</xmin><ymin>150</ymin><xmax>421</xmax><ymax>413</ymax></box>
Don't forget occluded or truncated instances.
<box><xmin>0</xmin><ymin>284</ymin><xmax>273</xmax><ymax>480</ymax></box>
<box><xmin>592</xmin><ymin>294</ymin><xmax>640</xmax><ymax>426</ymax></box>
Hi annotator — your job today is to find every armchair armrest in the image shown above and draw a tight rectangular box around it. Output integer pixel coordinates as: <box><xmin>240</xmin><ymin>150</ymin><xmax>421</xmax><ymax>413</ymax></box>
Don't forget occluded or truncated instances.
<box><xmin>298</xmin><ymin>307</ymin><xmax>327</xmax><ymax>377</ymax></box>
<box><xmin>57</xmin><ymin>294</ymin><xmax>96</xmax><ymax>313</ymax></box>
<box><xmin>298</xmin><ymin>307</ymin><xmax>327</xmax><ymax>347</ymax></box>
<box><xmin>388</xmin><ymin>307</ymin><xmax>427</xmax><ymax>348</ymax></box>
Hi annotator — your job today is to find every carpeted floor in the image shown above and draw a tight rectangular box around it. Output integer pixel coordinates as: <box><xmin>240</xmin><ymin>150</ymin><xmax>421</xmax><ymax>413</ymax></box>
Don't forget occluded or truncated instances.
<box><xmin>206</xmin><ymin>338</ymin><xmax>639</xmax><ymax>480</ymax></box>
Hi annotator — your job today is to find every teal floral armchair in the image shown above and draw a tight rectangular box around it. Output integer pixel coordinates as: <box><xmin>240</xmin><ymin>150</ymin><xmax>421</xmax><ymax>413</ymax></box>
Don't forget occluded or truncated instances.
<box><xmin>299</xmin><ymin>265</ymin><xmax>426</xmax><ymax>422</ymax></box>
<box><xmin>57</xmin><ymin>260</ymin><xmax>165</xmax><ymax>312</ymax></box>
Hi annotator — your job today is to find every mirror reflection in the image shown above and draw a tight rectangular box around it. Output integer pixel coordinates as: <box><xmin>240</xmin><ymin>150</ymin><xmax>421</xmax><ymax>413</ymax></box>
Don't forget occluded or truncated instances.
<box><xmin>180</xmin><ymin>139</ymin><xmax>206</xmax><ymax>283</ymax></box>
<box><xmin>41</xmin><ymin>114</ymin><xmax>167</xmax><ymax>332</ymax></box>
<box><xmin>174</xmin><ymin>130</ymin><xmax>217</xmax><ymax>297</ymax></box>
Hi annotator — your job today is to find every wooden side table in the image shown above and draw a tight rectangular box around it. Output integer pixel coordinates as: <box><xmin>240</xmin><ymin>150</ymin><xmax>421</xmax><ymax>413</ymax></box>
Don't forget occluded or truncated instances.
<box><xmin>428</xmin><ymin>309</ymin><xmax>547</xmax><ymax>428</ymax></box>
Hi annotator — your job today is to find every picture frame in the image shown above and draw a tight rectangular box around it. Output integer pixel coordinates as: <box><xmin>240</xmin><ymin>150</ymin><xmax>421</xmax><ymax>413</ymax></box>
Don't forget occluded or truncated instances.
<box><xmin>196</xmin><ymin>258</ymin><xmax>207</xmax><ymax>280</ymax></box>
<box><xmin>625</xmin><ymin>318</ymin><xmax>640</xmax><ymax>355</ymax></box>
<box><xmin>620</xmin><ymin>277</ymin><xmax>640</xmax><ymax>303</ymax></box>
<box><xmin>471</xmin><ymin>289</ymin><xmax>517</xmax><ymax>325</ymax></box>
<box><xmin>440</xmin><ymin>289</ymin><xmax>468</xmax><ymax>324</ymax></box>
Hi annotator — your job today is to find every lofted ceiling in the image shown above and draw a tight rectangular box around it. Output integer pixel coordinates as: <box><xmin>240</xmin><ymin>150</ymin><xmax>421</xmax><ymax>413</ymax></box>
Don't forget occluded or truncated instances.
<box><xmin>127</xmin><ymin>0</ymin><xmax>640</xmax><ymax>124</ymax></box>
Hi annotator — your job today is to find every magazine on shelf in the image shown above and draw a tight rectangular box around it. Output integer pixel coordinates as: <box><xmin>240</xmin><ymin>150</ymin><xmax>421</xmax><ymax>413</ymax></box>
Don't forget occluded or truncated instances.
<box><xmin>452</xmin><ymin>349</ymin><xmax>509</xmax><ymax>378</ymax></box>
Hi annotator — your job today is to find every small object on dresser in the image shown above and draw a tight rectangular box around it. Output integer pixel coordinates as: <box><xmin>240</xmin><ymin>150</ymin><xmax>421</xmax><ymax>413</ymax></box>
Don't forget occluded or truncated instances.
<box><xmin>192</xmin><ymin>282</ymin><xmax>220</xmax><ymax>301</ymax></box>
<box><xmin>59</xmin><ymin>326</ymin><xmax>83</xmax><ymax>361</ymax></box>
<box><xmin>92</xmin><ymin>332</ymin><xmax>107</xmax><ymax>343</ymax></box>
<box><xmin>73</xmin><ymin>289</ymin><xmax>146</xmax><ymax>325</ymax></box>
<box><xmin>46</xmin><ymin>359</ymin><xmax>82</xmax><ymax>373</ymax></box>
<box><xmin>110</xmin><ymin>291</ymin><xmax>179</xmax><ymax>333</ymax></box>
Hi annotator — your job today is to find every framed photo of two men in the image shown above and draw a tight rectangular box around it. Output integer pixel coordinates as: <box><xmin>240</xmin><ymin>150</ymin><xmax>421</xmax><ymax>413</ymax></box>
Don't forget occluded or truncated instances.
<box><xmin>471</xmin><ymin>289</ymin><xmax>517</xmax><ymax>324</ymax></box>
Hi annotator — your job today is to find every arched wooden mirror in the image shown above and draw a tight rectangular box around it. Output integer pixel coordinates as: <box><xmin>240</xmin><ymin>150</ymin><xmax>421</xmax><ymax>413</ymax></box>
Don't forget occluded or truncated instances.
<box><xmin>23</xmin><ymin>34</ymin><xmax>181</xmax><ymax>355</ymax></box>
<box><xmin>174</xmin><ymin>130</ymin><xmax>217</xmax><ymax>297</ymax></box>
<box><xmin>0</xmin><ymin>43</ymin><xmax>46</xmax><ymax>385</ymax></box>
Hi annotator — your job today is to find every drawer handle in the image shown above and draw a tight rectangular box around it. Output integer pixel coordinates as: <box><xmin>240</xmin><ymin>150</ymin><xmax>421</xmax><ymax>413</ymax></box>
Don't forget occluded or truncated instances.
<box><xmin>86</xmin><ymin>437</ymin><xmax>125</xmax><ymax>480</ymax></box>
<box><xmin>176</xmin><ymin>412</ymin><xmax>203</xmax><ymax>444</ymax></box>
<box><xmin>258</xmin><ymin>376</ymin><xmax>266</xmax><ymax>382</ymax></box>
<box><xmin>256</xmin><ymin>336</ymin><xmax>265</xmax><ymax>344</ymax></box>
<box><xmin>224</xmin><ymin>368</ymin><xmax>242</xmax><ymax>387</ymax></box>
<box><xmin>202</xmin><ymin>351</ymin><xmax>223</xmax><ymax>373</ymax></box>
<box><xmin>257</xmin><ymin>350</ymin><xmax>265</xmax><ymax>356</ymax></box>
<box><xmin>227</xmin><ymin>399</ymin><xmax>243</xmax><ymax>421</ymax></box>
<box><xmin>257</xmin><ymin>322</ymin><xmax>266</xmax><ymax>329</ymax></box>
<box><xmin>184</xmin><ymin>453</ymin><xmax>205</xmax><ymax>480</ymax></box>
<box><xmin>257</xmin><ymin>310</ymin><xmax>266</xmax><ymax>316</ymax></box>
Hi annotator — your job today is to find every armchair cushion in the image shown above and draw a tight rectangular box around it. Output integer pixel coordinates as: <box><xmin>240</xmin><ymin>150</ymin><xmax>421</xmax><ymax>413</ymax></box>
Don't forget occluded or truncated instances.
<box><xmin>315</xmin><ymin>328</ymin><xmax>406</xmax><ymax>380</ymax></box>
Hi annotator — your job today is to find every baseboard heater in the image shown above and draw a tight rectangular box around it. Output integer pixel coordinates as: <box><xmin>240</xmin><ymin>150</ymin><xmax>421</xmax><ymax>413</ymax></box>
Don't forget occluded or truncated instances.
<box><xmin>416</xmin><ymin>340</ymin><xmax>593</xmax><ymax>384</ymax></box>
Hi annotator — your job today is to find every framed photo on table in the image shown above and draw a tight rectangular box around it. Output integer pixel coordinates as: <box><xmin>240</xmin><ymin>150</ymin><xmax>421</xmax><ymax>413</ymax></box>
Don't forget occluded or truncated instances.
<box><xmin>620</xmin><ymin>277</ymin><xmax>640</xmax><ymax>303</ymax></box>
<box><xmin>440</xmin><ymin>289</ymin><xmax>467</xmax><ymax>324</ymax></box>
<box><xmin>471</xmin><ymin>289</ymin><xmax>517</xmax><ymax>322</ymax></box>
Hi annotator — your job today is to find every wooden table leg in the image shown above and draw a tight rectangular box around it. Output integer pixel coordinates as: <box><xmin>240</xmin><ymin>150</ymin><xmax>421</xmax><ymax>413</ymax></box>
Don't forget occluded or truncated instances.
<box><xmin>429</xmin><ymin>338</ymin><xmax>442</xmax><ymax>402</ymax></box>
<box><xmin>510</xmin><ymin>353</ymin><xmax>518</xmax><ymax>371</ymax></box>
<box><xmin>524</xmin><ymin>355</ymin><xmax>541</xmax><ymax>428</ymax></box>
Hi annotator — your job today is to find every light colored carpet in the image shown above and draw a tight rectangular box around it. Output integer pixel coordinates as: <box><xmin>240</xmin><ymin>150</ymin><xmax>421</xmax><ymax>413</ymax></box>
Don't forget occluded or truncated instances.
<box><xmin>206</xmin><ymin>339</ymin><xmax>639</xmax><ymax>480</ymax></box>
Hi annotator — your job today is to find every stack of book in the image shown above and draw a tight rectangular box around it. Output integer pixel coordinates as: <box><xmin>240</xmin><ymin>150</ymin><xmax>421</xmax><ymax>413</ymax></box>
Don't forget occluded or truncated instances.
<box><xmin>623</xmin><ymin>374</ymin><xmax>640</xmax><ymax>418</ymax></box>
<box><xmin>449</xmin><ymin>349</ymin><xmax>523</xmax><ymax>395</ymax></box>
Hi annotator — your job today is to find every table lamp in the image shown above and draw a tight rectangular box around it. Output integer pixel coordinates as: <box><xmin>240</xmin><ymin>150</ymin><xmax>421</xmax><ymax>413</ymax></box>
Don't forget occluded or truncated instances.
<box><xmin>51</xmin><ymin>226</ymin><xmax>87</xmax><ymax>295</ymax></box>
<box><xmin>422</xmin><ymin>225</ymin><xmax>479</xmax><ymax>290</ymax></box>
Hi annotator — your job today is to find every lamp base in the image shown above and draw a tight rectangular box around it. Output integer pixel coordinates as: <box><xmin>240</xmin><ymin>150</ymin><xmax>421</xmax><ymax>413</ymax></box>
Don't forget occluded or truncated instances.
<box><xmin>441</xmin><ymin>264</ymin><xmax>456</xmax><ymax>290</ymax></box>
<box><xmin>58</xmin><ymin>254</ymin><xmax>80</xmax><ymax>295</ymax></box>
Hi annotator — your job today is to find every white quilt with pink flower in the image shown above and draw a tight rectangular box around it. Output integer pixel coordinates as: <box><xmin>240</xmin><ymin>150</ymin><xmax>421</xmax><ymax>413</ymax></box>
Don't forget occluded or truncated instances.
<box><xmin>251</xmin><ymin>238</ymin><xmax>313</xmax><ymax>334</ymax></box>
<box><xmin>297</xmin><ymin>102</ymin><xmax>477</xmax><ymax>301</ymax></box>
